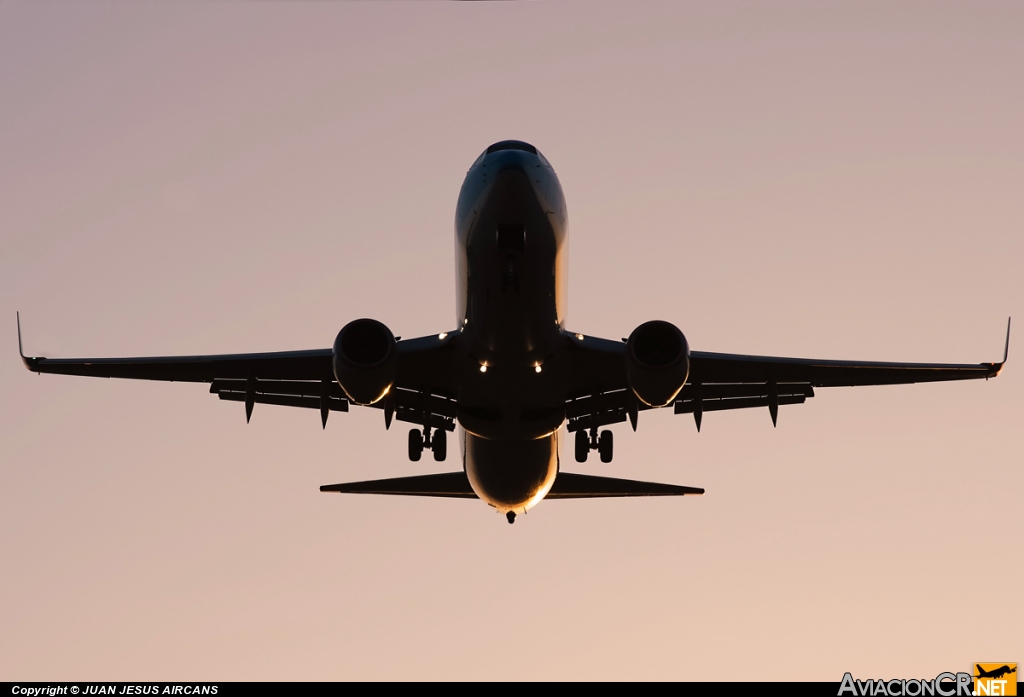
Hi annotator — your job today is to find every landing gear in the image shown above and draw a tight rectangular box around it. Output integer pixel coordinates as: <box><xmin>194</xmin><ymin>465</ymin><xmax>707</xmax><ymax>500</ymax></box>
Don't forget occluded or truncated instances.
<box><xmin>574</xmin><ymin>428</ymin><xmax>614</xmax><ymax>463</ymax></box>
<box><xmin>575</xmin><ymin>429</ymin><xmax>589</xmax><ymax>463</ymax></box>
<box><xmin>598</xmin><ymin>430</ymin><xmax>613</xmax><ymax>463</ymax></box>
<box><xmin>506</xmin><ymin>511</ymin><xmax>516</xmax><ymax>525</ymax></box>
<box><xmin>408</xmin><ymin>426</ymin><xmax>447</xmax><ymax>462</ymax></box>
<box><xmin>408</xmin><ymin>429</ymin><xmax>423</xmax><ymax>462</ymax></box>
<box><xmin>432</xmin><ymin>428</ymin><xmax>446</xmax><ymax>462</ymax></box>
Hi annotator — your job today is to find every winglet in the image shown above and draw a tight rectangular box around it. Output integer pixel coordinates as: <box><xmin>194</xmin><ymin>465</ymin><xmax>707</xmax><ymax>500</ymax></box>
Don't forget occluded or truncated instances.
<box><xmin>16</xmin><ymin>312</ymin><xmax>39</xmax><ymax>372</ymax></box>
<box><xmin>1003</xmin><ymin>317</ymin><xmax>1011</xmax><ymax>364</ymax></box>
<box><xmin>989</xmin><ymin>317</ymin><xmax>1010</xmax><ymax>378</ymax></box>
<box><xmin>16</xmin><ymin>313</ymin><xmax>30</xmax><ymax>372</ymax></box>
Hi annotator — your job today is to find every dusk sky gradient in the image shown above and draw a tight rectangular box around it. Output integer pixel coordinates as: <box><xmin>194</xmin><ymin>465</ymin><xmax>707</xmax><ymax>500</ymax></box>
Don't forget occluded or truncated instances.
<box><xmin>1</xmin><ymin>1</ymin><xmax>1021</xmax><ymax>680</ymax></box>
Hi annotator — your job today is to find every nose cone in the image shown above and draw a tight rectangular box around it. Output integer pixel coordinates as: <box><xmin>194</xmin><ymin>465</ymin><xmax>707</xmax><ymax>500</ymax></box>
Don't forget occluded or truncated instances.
<box><xmin>457</xmin><ymin>139</ymin><xmax>555</xmax><ymax>234</ymax></box>
<box><xmin>465</xmin><ymin>433</ymin><xmax>559</xmax><ymax>515</ymax></box>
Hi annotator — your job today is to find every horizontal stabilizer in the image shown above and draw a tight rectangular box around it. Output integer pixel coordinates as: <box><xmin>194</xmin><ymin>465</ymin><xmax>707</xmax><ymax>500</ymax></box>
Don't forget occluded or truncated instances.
<box><xmin>320</xmin><ymin>472</ymin><xmax>476</xmax><ymax>498</ymax></box>
<box><xmin>320</xmin><ymin>471</ymin><xmax>703</xmax><ymax>500</ymax></box>
<box><xmin>547</xmin><ymin>472</ymin><xmax>704</xmax><ymax>498</ymax></box>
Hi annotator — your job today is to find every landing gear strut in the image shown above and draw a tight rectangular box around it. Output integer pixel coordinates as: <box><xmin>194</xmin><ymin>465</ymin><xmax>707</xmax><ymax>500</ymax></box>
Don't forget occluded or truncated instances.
<box><xmin>408</xmin><ymin>426</ymin><xmax>446</xmax><ymax>462</ymax></box>
<box><xmin>574</xmin><ymin>427</ymin><xmax>613</xmax><ymax>463</ymax></box>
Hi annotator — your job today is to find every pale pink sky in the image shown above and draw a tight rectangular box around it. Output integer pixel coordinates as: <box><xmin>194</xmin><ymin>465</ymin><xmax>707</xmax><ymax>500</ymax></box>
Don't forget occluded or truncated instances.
<box><xmin>1</xmin><ymin>0</ymin><xmax>1021</xmax><ymax>681</ymax></box>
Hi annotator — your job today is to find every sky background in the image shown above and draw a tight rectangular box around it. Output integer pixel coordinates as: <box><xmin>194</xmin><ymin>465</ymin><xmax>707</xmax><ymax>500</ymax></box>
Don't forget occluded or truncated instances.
<box><xmin>1</xmin><ymin>0</ymin><xmax>1021</xmax><ymax>681</ymax></box>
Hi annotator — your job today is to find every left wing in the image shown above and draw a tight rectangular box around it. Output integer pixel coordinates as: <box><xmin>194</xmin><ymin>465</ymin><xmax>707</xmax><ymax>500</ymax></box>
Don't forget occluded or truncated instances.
<box><xmin>18</xmin><ymin>314</ymin><xmax>459</xmax><ymax>429</ymax></box>
<box><xmin>564</xmin><ymin>320</ymin><xmax>1008</xmax><ymax>433</ymax></box>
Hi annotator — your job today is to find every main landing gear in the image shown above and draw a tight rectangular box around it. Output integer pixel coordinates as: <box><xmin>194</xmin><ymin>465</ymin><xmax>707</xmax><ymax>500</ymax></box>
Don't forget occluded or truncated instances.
<box><xmin>409</xmin><ymin>426</ymin><xmax>447</xmax><ymax>462</ymax></box>
<box><xmin>575</xmin><ymin>428</ymin><xmax>613</xmax><ymax>463</ymax></box>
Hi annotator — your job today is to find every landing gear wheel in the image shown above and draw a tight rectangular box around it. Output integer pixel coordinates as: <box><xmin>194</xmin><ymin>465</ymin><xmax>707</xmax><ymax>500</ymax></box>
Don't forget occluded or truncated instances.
<box><xmin>575</xmin><ymin>429</ymin><xmax>589</xmax><ymax>463</ymax></box>
<box><xmin>432</xmin><ymin>428</ymin><xmax>447</xmax><ymax>462</ymax></box>
<box><xmin>408</xmin><ymin>429</ymin><xmax>423</xmax><ymax>462</ymax></box>
<box><xmin>598</xmin><ymin>430</ymin><xmax>613</xmax><ymax>463</ymax></box>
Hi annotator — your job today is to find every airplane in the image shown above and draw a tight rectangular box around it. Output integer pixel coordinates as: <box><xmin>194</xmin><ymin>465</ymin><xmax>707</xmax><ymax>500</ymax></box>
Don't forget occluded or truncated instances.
<box><xmin>975</xmin><ymin>665</ymin><xmax>1017</xmax><ymax>680</ymax></box>
<box><xmin>18</xmin><ymin>139</ymin><xmax>1010</xmax><ymax>524</ymax></box>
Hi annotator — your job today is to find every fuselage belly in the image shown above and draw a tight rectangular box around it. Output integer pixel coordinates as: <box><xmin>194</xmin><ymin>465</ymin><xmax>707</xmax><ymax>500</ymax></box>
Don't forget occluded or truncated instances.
<box><xmin>453</xmin><ymin>143</ymin><xmax>569</xmax><ymax>514</ymax></box>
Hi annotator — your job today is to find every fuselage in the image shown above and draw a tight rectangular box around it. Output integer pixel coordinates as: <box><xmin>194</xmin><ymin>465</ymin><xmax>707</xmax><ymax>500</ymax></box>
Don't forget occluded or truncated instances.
<box><xmin>453</xmin><ymin>141</ymin><xmax>569</xmax><ymax>515</ymax></box>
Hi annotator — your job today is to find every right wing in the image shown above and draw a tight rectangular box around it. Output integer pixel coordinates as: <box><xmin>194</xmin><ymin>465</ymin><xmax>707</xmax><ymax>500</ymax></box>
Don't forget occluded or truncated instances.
<box><xmin>563</xmin><ymin>320</ymin><xmax>1008</xmax><ymax>432</ymax></box>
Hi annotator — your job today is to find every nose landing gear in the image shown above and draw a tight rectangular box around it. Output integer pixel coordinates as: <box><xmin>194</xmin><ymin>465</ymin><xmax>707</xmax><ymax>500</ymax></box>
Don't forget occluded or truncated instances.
<box><xmin>408</xmin><ymin>426</ymin><xmax>447</xmax><ymax>462</ymax></box>
<box><xmin>574</xmin><ymin>427</ymin><xmax>614</xmax><ymax>463</ymax></box>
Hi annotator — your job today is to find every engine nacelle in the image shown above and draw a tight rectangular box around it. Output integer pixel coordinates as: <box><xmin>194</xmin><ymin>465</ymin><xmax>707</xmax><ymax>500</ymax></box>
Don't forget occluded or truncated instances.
<box><xmin>333</xmin><ymin>318</ymin><xmax>398</xmax><ymax>406</ymax></box>
<box><xmin>625</xmin><ymin>320</ymin><xmax>690</xmax><ymax>408</ymax></box>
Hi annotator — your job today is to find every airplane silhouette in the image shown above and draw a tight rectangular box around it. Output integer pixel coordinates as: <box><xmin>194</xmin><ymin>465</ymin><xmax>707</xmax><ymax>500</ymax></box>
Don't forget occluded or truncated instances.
<box><xmin>17</xmin><ymin>140</ymin><xmax>1011</xmax><ymax>523</ymax></box>
<box><xmin>976</xmin><ymin>665</ymin><xmax>1017</xmax><ymax>680</ymax></box>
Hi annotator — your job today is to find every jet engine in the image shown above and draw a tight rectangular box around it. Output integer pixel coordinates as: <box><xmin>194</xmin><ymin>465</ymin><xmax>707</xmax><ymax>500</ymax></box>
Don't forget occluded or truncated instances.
<box><xmin>333</xmin><ymin>318</ymin><xmax>398</xmax><ymax>406</ymax></box>
<box><xmin>625</xmin><ymin>320</ymin><xmax>690</xmax><ymax>408</ymax></box>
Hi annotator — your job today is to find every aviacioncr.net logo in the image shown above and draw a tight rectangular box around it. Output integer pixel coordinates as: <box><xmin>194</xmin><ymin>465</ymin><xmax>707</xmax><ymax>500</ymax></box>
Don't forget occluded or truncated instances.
<box><xmin>839</xmin><ymin>672</ymin><xmax>973</xmax><ymax>697</ymax></box>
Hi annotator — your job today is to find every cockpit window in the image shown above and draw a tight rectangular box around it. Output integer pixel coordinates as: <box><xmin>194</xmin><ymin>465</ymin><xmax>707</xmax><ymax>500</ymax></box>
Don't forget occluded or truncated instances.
<box><xmin>485</xmin><ymin>140</ymin><xmax>538</xmax><ymax>155</ymax></box>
